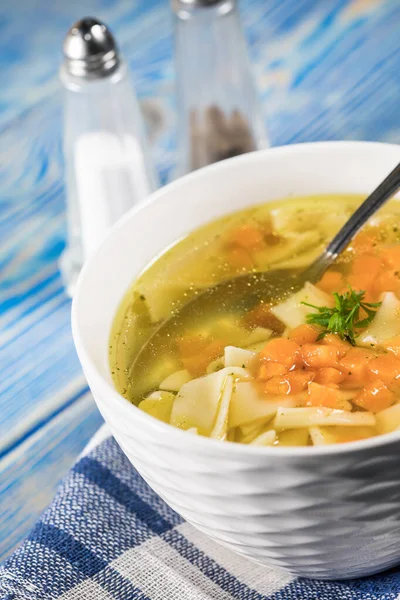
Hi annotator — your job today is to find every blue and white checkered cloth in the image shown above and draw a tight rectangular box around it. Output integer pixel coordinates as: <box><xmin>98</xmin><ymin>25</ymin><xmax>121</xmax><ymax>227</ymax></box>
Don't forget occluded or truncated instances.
<box><xmin>2</xmin><ymin>426</ymin><xmax>400</xmax><ymax>600</ymax></box>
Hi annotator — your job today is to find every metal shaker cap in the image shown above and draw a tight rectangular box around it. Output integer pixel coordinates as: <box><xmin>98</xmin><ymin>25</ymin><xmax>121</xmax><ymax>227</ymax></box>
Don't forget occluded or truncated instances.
<box><xmin>63</xmin><ymin>17</ymin><xmax>120</xmax><ymax>79</ymax></box>
<box><xmin>172</xmin><ymin>0</ymin><xmax>227</xmax><ymax>9</ymax></box>
<box><xmin>171</xmin><ymin>0</ymin><xmax>235</xmax><ymax>16</ymax></box>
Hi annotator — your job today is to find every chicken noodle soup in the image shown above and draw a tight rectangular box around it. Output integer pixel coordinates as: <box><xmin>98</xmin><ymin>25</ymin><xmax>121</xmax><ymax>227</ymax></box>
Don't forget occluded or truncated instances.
<box><xmin>110</xmin><ymin>195</ymin><xmax>400</xmax><ymax>446</ymax></box>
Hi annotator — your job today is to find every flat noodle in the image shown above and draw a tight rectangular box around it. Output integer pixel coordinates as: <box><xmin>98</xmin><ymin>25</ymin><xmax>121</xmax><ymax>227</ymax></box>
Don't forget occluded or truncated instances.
<box><xmin>250</xmin><ymin>429</ymin><xmax>276</xmax><ymax>446</ymax></box>
<box><xmin>252</xmin><ymin>231</ymin><xmax>321</xmax><ymax>269</ymax></box>
<box><xmin>171</xmin><ymin>368</ymin><xmax>241</xmax><ymax>434</ymax></box>
<box><xmin>309</xmin><ymin>426</ymin><xmax>377</xmax><ymax>446</ymax></box>
<box><xmin>224</xmin><ymin>346</ymin><xmax>255</xmax><ymax>368</ymax></box>
<box><xmin>240</xmin><ymin>418</ymin><xmax>270</xmax><ymax>438</ymax></box>
<box><xmin>309</xmin><ymin>426</ymin><xmax>329</xmax><ymax>446</ymax></box>
<box><xmin>359</xmin><ymin>292</ymin><xmax>400</xmax><ymax>346</ymax></box>
<box><xmin>134</xmin><ymin>355</ymin><xmax>182</xmax><ymax>401</ymax></box>
<box><xmin>243</xmin><ymin>328</ymin><xmax>272</xmax><ymax>346</ymax></box>
<box><xmin>226</xmin><ymin>428</ymin><xmax>236</xmax><ymax>442</ymax></box>
<box><xmin>212</xmin><ymin>317</ymin><xmax>253</xmax><ymax>347</ymax></box>
<box><xmin>268</xmin><ymin>200</ymin><xmax>350</xmax><ymax>235</ymax></box>
<box><xmin>274</xmin><ymin>407</ymin><xmax>376</xmax><ymax>430</ymax></box>
<box><xmin>276</xmin><ymin>428</ymin><xmax>309</xmax><ymax>447</ymax></box>
<box><xmin>229</xmin><ymin>381</ymin><xmax>303</xmax><ymax>428</ymax></box>
<box><xmin>160</xmin><ymin>369</ymin><xmax>192</xmax><ymax>391</ymax></box>
<box><xmin>206</xmin><ymin>356</ymin><xmax>224</xmax><ymax>374</ymax></box>
<box><xmin>238</xmin><ymin>421</ymin><xmax>268</xmax><ymax>444</ymax></box>
<box><xmin>271</xmin><ymin>283</ymin><xmax>333</xmax><ymax>329</ymax></box>
<box><xmin>210</xmin><ymin>375</ymin><xmax>234</xmax><ymax>440</ymax></box>
<box><xmin>272</xmin><ymin>246</ymin><xmax>323</xmax><ymax>270</ymax></box>
<box><xmin>138</xmin><ymin>391</ymin><xmax>175</xmax><ymax>424</ymax></box>
<box><xmin>376</xmin><ymin>403</ymin><xmax>400</xmax><ymax>435</ymax></box>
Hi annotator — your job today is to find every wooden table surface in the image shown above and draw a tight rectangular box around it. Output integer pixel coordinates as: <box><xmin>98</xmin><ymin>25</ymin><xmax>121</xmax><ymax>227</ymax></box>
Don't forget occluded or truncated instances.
<box><xmin>1</xmin><ymin>0</ymin><xmax>399</xmax><ymax>560</ymax></box>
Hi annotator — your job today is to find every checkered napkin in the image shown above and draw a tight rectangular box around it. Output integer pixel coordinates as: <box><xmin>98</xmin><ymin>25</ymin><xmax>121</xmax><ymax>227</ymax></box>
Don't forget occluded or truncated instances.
<box><xmin>2</xmin><ymin>426</ymin><xmax>400</xmax><ymax>600</ymax></box>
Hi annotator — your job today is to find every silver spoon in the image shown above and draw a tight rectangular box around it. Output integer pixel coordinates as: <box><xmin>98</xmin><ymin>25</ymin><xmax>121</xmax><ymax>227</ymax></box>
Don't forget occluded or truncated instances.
<box><xmin>300</xmin><ymin>160</ymin><xmax>400</xmax><ymax>286</ymax></box>
<box><xmin>133</xmin><ymin>161</ymin><xmax>400</xmax><ymax>375</ymax></box>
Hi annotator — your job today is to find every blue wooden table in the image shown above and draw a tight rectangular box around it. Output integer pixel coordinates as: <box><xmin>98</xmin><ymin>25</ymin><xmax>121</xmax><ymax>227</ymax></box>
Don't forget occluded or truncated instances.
<box><xmin>1</xmin><ymin>0</ymin><xmax>399</xmax><ymax>560</ymax></box>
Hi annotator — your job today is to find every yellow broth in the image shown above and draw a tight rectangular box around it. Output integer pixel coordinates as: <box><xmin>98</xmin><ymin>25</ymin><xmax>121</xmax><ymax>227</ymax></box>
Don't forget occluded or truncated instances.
<box><xmin>110</xmin><ymin>194</ymin><xmax>400</xmax><ymax>446</ymax></box>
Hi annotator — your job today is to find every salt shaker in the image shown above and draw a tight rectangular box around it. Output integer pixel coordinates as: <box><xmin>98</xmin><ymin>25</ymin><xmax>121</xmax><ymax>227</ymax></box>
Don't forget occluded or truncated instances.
<box><xmin>172</xmin><ymin>0</ymin><xmax>268</xmax><ymax>177</ymax></box>
<box><xmin>59</xmin><ymin>18</ymin><xmax>158</xmax><ymax>297</ymax></box>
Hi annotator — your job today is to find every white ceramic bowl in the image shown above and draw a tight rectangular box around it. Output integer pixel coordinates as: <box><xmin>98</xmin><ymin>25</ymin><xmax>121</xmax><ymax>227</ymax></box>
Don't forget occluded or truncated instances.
<box><xmin>73</xmin><ymin>141</ymin><xmax>400</xmax><ymax>580</ymax></box>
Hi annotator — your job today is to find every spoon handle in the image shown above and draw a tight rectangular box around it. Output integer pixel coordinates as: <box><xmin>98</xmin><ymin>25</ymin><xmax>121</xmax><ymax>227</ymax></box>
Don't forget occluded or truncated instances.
<box><xmin>304</xmin><ymin>161</ymin><xmax>400</xmax><ymax>284</ymax></box>
<box><xmin>326</xmin><ymin>161</ymin><xmax>400</xmax><ymax>259</ymax></box>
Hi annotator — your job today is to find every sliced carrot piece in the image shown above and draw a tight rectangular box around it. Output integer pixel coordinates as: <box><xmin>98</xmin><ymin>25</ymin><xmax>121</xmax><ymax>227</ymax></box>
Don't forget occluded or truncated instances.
<box><xmin>380</xmin><ymin>245</ymin><xmax>400</xmax><ymax>268</ymax></box>
<box><xmin>307</xmin><ymin>382</ymin><xmax>342</xmax><ymax>409</ymax></box>
<box><xmin>367</xmin><ymin>354</ymin><xmax>400</xmax><ymax>384</ymax></box>
<box><xmin>227</xmin><ymin>246</ymin><xmax>254</xmax><ymax>269</ymax></box>
<box><xmin>181</xmin><ymin>355</ymin><xmax>205</xmax><ymax>378</ymax></box>
<box><xmin>314</xmin><ymin>367</ymin><xmax>346</xmax><ymax>386</ymax></box>
<box><xmin>258</xmin><ymin>362</ymin><xmax>287</xmax><ymax>381</ymax></box>
<box><xmin>180</xmin><ymin>340</ymin><xmax>225</xmax><ymax>377</ymax></box>
<box><xmin>317</xmin><ymin>271</ymin><xmax>344</xmax><ymax>294</ymax></box>
<box><xmin>263</xmin><ymin>370</ymin><xmax>313</xmax><ymax>395</ymax></box>
<box><xmin>322</xmin><ymin>334</ymin><xmax>351</xmax><ymax>358</ymax></box>
<box><xmin>244</xmin><ymin>303</ymin><xmax>285</xmax><ymax>333</ymax></box>
<box><xmin>178</xmin><ymin>336</ymin><xmax>209</xmax><ymax>357</ymax></box>
<box><xmin>339</xmin><ymin>347</ymin><xmax>375</xmax><ymax>388</ymax></box>
<box><xmin>300</xmin><ymin>343</ymin><xmax>339</xmax><ymax>369</ymax></box>
<box><xmin>347</xmin><ymin>253</ymin><xmax>383</xmax><ymax>300</ymax></box>
<box><xmin>388</xmin><ymin>378</ymin><xmax>400</xmax><ymax>395</ymax></box>
<box><xmin>264</xmin><ymin>375</ymin><xmax>290</xmax><ymax>395</ymax></box>
<box><xmin>384</xmin><ymin>336</ymin><xmax>400</xmax><ymax>358</ymax></box>
<box><xmin>227</xmin><ymin>224</ymin><xmax>265</xmax><ymax>251</ymax></box>
<box><xmin>354</xmin><ymin>379</ymin><xmax>395</xmax><ymax>413</ymax></box>
<box><xmin>286</xmin><ymin>370</ymin><xmax>315</xmax><ymax>394</ymax></box>
<box><xmin>260</xmin><ymin>338</ymin><xmax>300</xmax><ymax>369</ymax></box>
<box><xmin>288</xmin><ymin>324</ymin><xmax>320</xmax><ymax>345</ymax></box>
<box><xmin>373</xmin><ymin>269</ymin><xmax>400</xmax><ymax>297</ymax></box>
<box><xmin>346</xmin><ymin>273</ymin><xmax>376</xmax><ymax>302</ymax></box>
<box><xmin>351</xmin><ymin>253</ymin><xmax>383</xmax><ymax>277</ymax></box>
<box><xmin>349</xmin><ymin>229</ymin><xmax>379</xmax><ymax>253</ymax></box>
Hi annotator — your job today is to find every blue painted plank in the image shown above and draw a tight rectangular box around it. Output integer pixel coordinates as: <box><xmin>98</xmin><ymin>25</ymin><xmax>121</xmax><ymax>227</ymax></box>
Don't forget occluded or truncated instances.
<box><xmin>0</xmin><ymin>393</ymin><xmax>103</xmax><ymax>561</ymax></box>
<box><xmin>0</xmin><ymin>0</ymin><xmax>399</xmax><ymax>140</ymax></box>
<box><xmin>1</xmin><ymin>0</ymin><xmax>400</xmax><ymax>453</ymax></box>
<box><xmin>1</xmin><ymin>0</ymin><xmax>400</xmax><ymax>562</ymax></box>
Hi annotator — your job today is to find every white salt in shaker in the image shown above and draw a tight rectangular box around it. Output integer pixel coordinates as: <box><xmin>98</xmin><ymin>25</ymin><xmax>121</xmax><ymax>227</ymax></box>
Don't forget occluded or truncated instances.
<box><xmin>59</xmin><ymin>17</ymin><xmax>158</xmax><ymax>296</ymax></box>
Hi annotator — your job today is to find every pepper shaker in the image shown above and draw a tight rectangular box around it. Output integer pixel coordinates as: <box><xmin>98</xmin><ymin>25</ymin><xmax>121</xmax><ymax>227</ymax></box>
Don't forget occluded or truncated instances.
<box><xmin>59</xmin><ymin>17</ymin><xmax>158</xmax><ymax>297</ymax></box>
<box><xmin>172</xmin><ymin>0</ymin><xmax>268</xmax><ymax>177</ymax></box>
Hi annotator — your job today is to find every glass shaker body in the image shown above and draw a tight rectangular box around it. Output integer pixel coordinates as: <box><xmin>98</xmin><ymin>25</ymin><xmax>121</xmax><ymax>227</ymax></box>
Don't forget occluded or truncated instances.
<box><xmin>60</xmin><ymin>62</ymin><xmax>158</xmax><ymax>296</ymax></box>
<box><xmin>173</xmin><ymin>0</ymin><xmax>268</xmax><ymax>177</ymax></box>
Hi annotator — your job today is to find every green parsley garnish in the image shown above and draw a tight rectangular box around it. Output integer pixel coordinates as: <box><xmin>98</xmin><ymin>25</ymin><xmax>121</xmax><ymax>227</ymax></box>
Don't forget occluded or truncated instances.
<box><xmin>302</xmin><ymin>288</ymin><xmax>381</xmax><ymax>346</ymax></box>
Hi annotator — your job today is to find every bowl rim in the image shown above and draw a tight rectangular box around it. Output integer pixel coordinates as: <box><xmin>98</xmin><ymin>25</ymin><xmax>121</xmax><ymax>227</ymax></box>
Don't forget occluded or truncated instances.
<box><xmin>72</xmin><ymin>140</ymin><xmax>400</xmax><ymax>457</ymax></box>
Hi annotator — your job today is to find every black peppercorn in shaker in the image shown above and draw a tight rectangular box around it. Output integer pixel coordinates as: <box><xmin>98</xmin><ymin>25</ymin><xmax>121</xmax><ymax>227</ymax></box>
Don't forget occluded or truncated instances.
<box><xmin>172</xmin><ymin>0</ymin><xmax>268</xmax><ymax>177</ymax></box>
